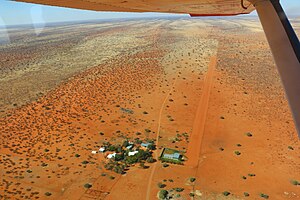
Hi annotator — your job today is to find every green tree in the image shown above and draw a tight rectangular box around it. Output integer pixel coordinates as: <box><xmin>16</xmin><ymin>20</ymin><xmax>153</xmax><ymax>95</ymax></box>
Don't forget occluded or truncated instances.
<box><xmin>159</xmin><ymin>190</ymin><xmax>168</xmax><ymax>199</ymax></box>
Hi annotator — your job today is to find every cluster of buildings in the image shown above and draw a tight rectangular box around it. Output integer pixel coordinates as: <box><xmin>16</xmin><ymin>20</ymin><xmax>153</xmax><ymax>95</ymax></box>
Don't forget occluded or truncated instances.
<box><xmin>90</xmin><ymin>142</ymin><xmax>152</xmax><ymax>159</ymax></box>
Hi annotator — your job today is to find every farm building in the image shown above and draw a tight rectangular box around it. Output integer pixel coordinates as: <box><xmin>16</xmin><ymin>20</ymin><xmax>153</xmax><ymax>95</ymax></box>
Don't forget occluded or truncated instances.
<box><xmin>128</xmin><ymin>150</ymin><xmax>138</xmax><ymax>156</ymax></box>
<box><xmin>99</xmin><ymin>147</ymin><xmax>105</xmax><ymax>153</ymax></box>
<box><xmin>107</xmin><ymin>153</ymin><xmax>116</xmax><ymax>159</ymax></box>
<box><xmin>163</xmin><ymin>152</ymin><xmax>181</xmax><ymax>160</ymax></box>
<box><xmin>160</xmin><ymin>148</ymin><xmax>183</xmax><ymax>163</ymax></box>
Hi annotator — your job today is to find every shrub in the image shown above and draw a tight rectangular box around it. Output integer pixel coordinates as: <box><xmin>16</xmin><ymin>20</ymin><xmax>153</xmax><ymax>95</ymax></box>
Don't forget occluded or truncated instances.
<box><xmin>159</xmin><ymin>190</ymin><xmax>168</xmax><ymax>199</ymax></box>
<box><xmin>174</xmin><ymin>187</ymin><xmax>184</xmax><ymax>192</ymax></box>
<box><xmin>189</xmin><ymin>177</ymin><xmax>196</xmax><ymax>182</ymax></box>
<box><xmin>147</xmin><ymin>144</ymin><xmax>156</xmax><ymax>150</ymax></box>
<box><xmin>246</xmin><ymin>132</ymin><xmax>253</xmax><ymax>137</ymax></box>
<box><xmin>82</xmin><ymin>160</ymin><xmax>89</xmax><ymax>164</ymax></box>
<box><xmin>244</xmin><ymin>192</ymin><xmax>250</xmax><ymax>197</ymax></box>
<box><xmin>145</xmin><ymin>129</ymin><xmax>151</xmax><ymax>133</ymax></box>
<box><xmin>189</xmin><ymin>192</ymin><xmax>195</xmax><ymax>197</ymax></box>
<box><xmin>223</xmin><ymin>191</ymin><xmax>230</xmax><ymax>196</ymax></box>
<box><xmin>75</xmin><ymin>154</ymin><xmax>80</xmax><ymax>158</ymax></box>
<box><xmin>291</xmin><ymin>180</ymin><xmax>300</xmax><ymax>185</ymax></box>
<box><xmin>84</xmin><ymin>183</ymin><xmax>92</xmax><ymax>189</ymax></box>
<box><xmin>163</xmin><ymin>163</ymin><xmax>169</xmax><ymax>168</ymax></box>
<box><xmin>260</xmin><ymin>193</ymin><xmax>269</xmax><ymax>199</ymax></box>
<box><xmin>157</xmin><ymin>182</ymin><xmax>166</xmax><ymax>188</ymax></box>
<box><xmin>44</xmin><ymin>192</ymin><xmax>52</xmax><ymax>196</ymax></box>
<box><xmin>234</xmin><ymin>151</ymin><xmax>241</xmax><ymax>156</ymax></box>
<box><xmin>288</xmin><ymin>146</ymin><xmax>294</xmax><ymax>150</ymax></box>
<box><xmin>146</xmin><ymin>157</ymin><xmax>155</xmax><ymax>163</ymax></box>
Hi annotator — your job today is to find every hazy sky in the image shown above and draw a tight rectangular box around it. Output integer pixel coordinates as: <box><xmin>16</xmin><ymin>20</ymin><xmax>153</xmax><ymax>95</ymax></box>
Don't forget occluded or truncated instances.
<box><xmin>0</xmin><ymin>0</ymin><xmax>299</xmax><ymax>26</ymax></box>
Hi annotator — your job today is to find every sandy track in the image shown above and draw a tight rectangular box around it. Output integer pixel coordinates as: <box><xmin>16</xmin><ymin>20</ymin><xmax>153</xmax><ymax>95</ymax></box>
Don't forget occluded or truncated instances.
<box><xmin>145</xmin><ymin>73</ymin><xmax>180</xmax><ymax>200</ymax></box>
<box><xmin>185</xmin><ymin>56</ymin><xmax>217</xmax><ymax>167</ymax></box>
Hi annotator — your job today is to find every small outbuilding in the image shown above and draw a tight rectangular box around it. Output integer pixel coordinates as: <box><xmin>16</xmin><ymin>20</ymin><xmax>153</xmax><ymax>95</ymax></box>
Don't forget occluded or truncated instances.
<box><xmin>128</xmin><ymin>151</ymin><xmax>139</xmax><ymax>156</ymax></box>
<box><xmin>141</xmin><ymin>142</ymin><xmax>151</xmax><ymax>148</ymax></box>
<box><xmin>107</xmin><ymin>153</ymin><xmax>116</xmax><ymax>159</ymax></box>
<box><xmin>99</xmin><ymin>147</ymin><xmax>106</xmax><ymax>153</ymax></box>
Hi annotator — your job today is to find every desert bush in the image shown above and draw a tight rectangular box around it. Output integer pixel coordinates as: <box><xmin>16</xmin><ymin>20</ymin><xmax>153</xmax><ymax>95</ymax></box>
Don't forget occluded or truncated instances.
<box><xmin>159</xmin><ymin>190</ymin><xmax>168</xmax><ymax>199</ymax></box>
<box><xmin>82</xmin><ymin>160</ymin><xmax>89</xmax><ymax>164</ymax></box>
<box><xmin>174</xmin><ymin>187</ymin><xmax>184</xmax><ymax>192</ymax></box>
<box><xmin>223</xmin><ymin>191</ymin><xmax>230</xmax><ymax>196</ymax></box>
<box><xmin>246</xmin><ymin>132</ymin><xmax>253</xmax><ymax>137</ymax></box>
<box><xmin>288</xmin><ymin>146</ymin><xmax>294</xmax><ymax>150</ymax></box>
<box><xmin>84</xmin><ymin>183</ymin><xmax>92</xmax><ymax>189</ymax></box>
<box><xmin>44</xmin><ymin>192</ymin><xmax>52</xmax><ymax>196</ymax></box>
<box><xmin>260</xmin><ymin>193</ymin><xmax>269</xmax><ymax>199</ymax></box>
<box><xmin>157</xmin><ymin>182</ymin><xmax>166</xmax><ymax>188</ymax></box>
<box><xmin>189</xmin><ymin>177</ymin><xmax>196</xmax><ymax>182</ymax></box>
<box><xmin>291</xmin><ymin>180</ymin><xmax>300</xmax><ymax>185</ymax></box>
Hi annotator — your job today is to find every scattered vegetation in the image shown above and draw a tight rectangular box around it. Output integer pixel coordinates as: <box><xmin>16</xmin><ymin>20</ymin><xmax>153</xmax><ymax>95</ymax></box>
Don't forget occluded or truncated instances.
<box><xmin>157</xmin><ymin>182</ymin><xmax>166</xmax><ymax>188</ymax></box>
<box><xmin>189</xmin><ymin>177</ymin><xmax>196</xmax><ymax>182</ymax></box>
<box><xmin>260</xmin><ymin>193</ymin><xmax>269</xmax><ymax>199</ymax></box>
<box><xmin>103</xmin><ymin>139</ymin><xmax>155</xmax><ymax>174</ymax></box>
<box><xmin>246</xmin><ymin>132</ymin><xmax>253</xmax><ymax>137</ymax></box>
<box><xmin>288</xmin><ymin>146</ymin><xmax>294</xmax><ymax>150</ymax></box>
<box><xmin>222</xmin><ymin>191</ymin><xmax>231</xmax><ymax>196</ymax></box>
<box><xmin>44</xmin><ymin>192</ymin><xmax>52</xmax><ymax>196</ymax></box>
<box><xmin>84</xmin><ymin>183</ymin><xmax>92</xmax><ymax>189</ymax></box>
<box><xmin>159</xmin><ymin>190</ymin><xmax>168</xmax><ymax>199</ymax></box>
<box><xmin>174</xmin><ymin>187</ymin><xmax>184</xmax><ymax>192</ymax></box>
<box><xmin>291</xmin><ymin>180</ymin><xmax>300</xmax><ymax>185</ymax></box>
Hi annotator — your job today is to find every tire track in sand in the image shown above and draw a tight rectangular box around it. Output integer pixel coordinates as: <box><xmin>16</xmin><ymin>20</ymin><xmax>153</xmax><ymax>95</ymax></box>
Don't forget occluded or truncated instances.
<box><xmin>145</xmin><ymin>73</ymin><xmax>180</xmax><ymax>200</ymax></box>
<box><xmin>185</xmin><ymin>56</ymin><xmax>217</xmax><ymax>167</ymax></box>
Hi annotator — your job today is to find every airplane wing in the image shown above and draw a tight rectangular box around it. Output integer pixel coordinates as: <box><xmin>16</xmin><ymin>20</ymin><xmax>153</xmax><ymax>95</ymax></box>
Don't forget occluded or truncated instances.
<box><xmin>15</xmin><ymin>0</ymin><xmax>255</xmax><ymax>16</ymax></box>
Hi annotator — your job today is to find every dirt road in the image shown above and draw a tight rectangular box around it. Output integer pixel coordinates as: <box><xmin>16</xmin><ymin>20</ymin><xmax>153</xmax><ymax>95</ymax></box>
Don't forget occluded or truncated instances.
<box><xmin>185</xmin><ymin>56</ymin><xmax>217</xmax><ymax>167</ymax></box>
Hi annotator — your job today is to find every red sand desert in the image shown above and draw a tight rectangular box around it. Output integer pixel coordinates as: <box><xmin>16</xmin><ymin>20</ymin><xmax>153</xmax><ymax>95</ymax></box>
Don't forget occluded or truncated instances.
<box><xmin>0</xmin><ymin>17</ymin><xmax>300</xmax><ymax>200</ymax></box>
